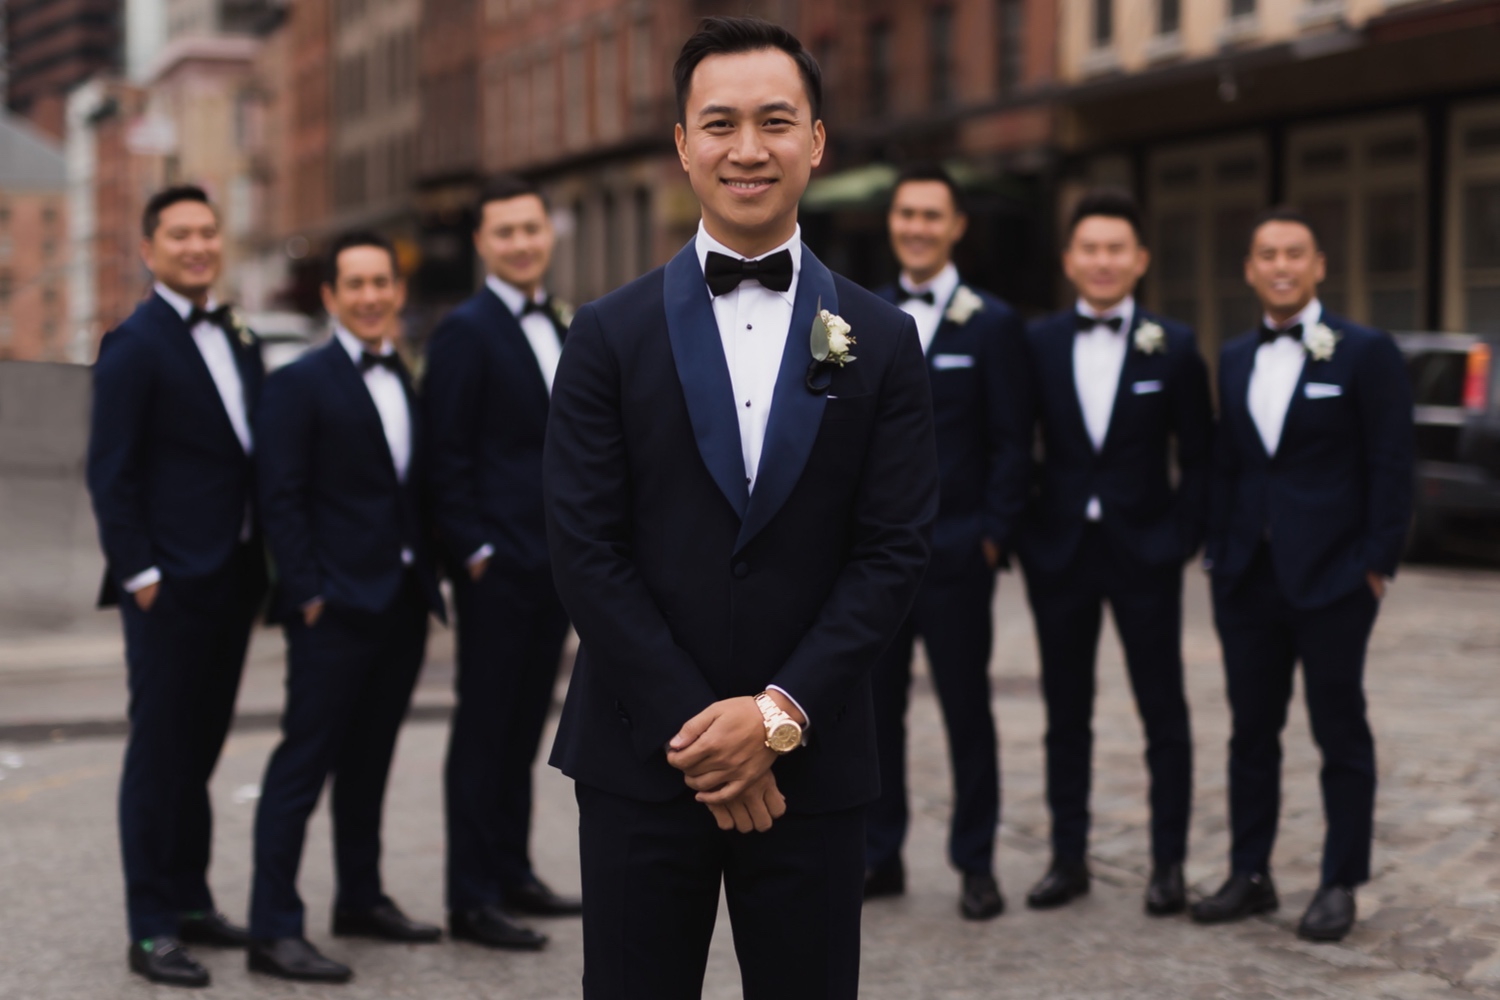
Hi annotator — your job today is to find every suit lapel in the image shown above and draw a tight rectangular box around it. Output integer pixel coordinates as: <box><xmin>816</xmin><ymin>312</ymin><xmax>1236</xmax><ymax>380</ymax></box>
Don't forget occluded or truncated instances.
<box><xmin>483</xmin><ymin>289</ymin><xmax>552</xmax><ymax>410</ymax></box>
<box><xmin>735</xmin><ymin>247</ymin><xmax>837</xmax><ymax>552</ymax></box>
<box><xmin>1053</xmin><ymin>316</ymin><xmax>1094</xmax><ymax>450</ymax></box>
<box><xmin>1225</xmin><ymin>337</ymin><xmax>1268</xmax><ymax>460</ymax></box>
<box><xmin>153</xmin><ymin>295</ymin><xmax>246</xmax><ymax>452</ymax></box>
<box><xmin>1099</xmin><ymin>313</ymin><xmax>1145</xmax><ymax>454</ymax></box>
<box><xmin>663</xmin><ymin>240</ymin><xmax>750</xmax><ymax>519</ymax></box>
<box><xmin>327</xmin><ymin>342</ymin><xmax>400</xmax><ymax>485</ymax></box>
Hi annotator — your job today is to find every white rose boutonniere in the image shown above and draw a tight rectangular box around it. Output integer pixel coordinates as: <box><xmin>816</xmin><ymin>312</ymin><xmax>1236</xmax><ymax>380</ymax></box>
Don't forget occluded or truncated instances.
<box><xmin>1134</xmin><ymin>320</ymin><xmax>1166</xmax><ymax>356</ymax></box>
<box><xmin>229</xmin><ymin>308</ymin><xmax>255</xmax><ymax>348</ymax></box>
<box><xmin>1303</xmin><ymin>322</ymin><xmax>1340</xmax><ymax>362</ymax></box>
<box><xmin>811</xmin><ymin>302</ymin><xmax>856</xmax><ymax>367</ymax></box>
<box><xmin>944</xmin><ymin>285</ymin><xmax>984</xmax><ymax>326</ymax></box>
<box><xmin>550</xmin><ymin>298</ymin><xmax>574</xmax><ymax>330</ymax></box>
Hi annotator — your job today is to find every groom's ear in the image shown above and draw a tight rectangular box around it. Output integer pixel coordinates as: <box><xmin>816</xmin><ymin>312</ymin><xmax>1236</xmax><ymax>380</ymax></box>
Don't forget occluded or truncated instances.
<box><xmin>811</xmin><ymin>119</ymin><xmax>826</xmax><ymax>169</ymax></box>
<box><xmin>675</xmin><ymin>122</ymin><xmax>690</xmax><ymax>173</ymax></box>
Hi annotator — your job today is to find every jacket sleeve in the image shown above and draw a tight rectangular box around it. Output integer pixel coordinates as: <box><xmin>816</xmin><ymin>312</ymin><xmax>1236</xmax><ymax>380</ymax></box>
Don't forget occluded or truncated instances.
<box><xmin>422</xmin><ymin>317</ymin><xmax>489</xmax><ymax>566</ymax></box>
<box><xmin>86</xmin><ymin>329</ymin><xmax>157</xmax><ymax>585</ymax></box>
<box><xmin>543</xmin><ymin>305</ymin><xmax>720</xmax><ymax>758</ymax></box>
<box><xmin>255</xmin><ymin>367</ymin><xmax>323</xmax><ymax>607</ymax></box>
<box><xmin>1170</xmin><ymin>331</ymin><xmax>1215</xmax><ymax>560</ymax></box>
<box><xmin>1357</xmin><ymin>332</ymin><xmax>1415</xmax><ymax>577</ymax></box>
<box><xmin>768</xmin><ymin>315</ymin><xmax>939</xmax><ymax>724</ymax></box>
<box><xmin>982</xmin><ymin>306</ymin><xmax>1031</xmax><ymax>557</ymax></box>
<box><xmin>1205</xmin><ymin>356</ymin><xmax>1238</xmax><ymax>568</ymax></box>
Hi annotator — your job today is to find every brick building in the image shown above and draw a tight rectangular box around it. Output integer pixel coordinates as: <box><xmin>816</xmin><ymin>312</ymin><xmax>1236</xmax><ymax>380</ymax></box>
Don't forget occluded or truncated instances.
<box><xmin>5</xmin><ymin>0</ymin><xmax>123</xmax><ymax>139</ymax></box>
<box><xmin>0</xmin><ymin>112</ymin><xmax>70</xmax><ymax>360</ymax></box>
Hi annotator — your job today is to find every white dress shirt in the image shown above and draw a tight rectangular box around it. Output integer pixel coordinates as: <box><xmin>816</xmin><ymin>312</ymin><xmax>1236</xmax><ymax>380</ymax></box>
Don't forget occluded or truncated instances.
<box><xmin>1248</xmin><ymin>298</ymin><xmax>1319</xmax><ymax>457</ymax></box>
<box><xmin>695</xmin><ymin>220</ymin><xmax>800</xmax><ymax>494</ymax></box>
<box><xmin>486</xmin><ymin>274</ymin><xmax>563</xmax><ymax>393</ymax></box>
<box><xmin>1073</xmin><ymin>296</ymin><xmax>1134</xmax><ymax>522</ymax></box>
<box><xmin>695</xmin><ymin>220</ymin><xmax>809</xmax><ymax>731</ymax></box>
<box><xmin>124</xmin><ymin>284</ymin><xmax>254</xmax><ymax>594</ymax></box>
<box><xmin>334</xmin><ymin>325</ymin><xmax>413</xmax><ymax>566</ymax></box>
<box><xmin>896</xmin><ymin>262</ymin><xmax>960</xmax><ymax>356</ymax></box>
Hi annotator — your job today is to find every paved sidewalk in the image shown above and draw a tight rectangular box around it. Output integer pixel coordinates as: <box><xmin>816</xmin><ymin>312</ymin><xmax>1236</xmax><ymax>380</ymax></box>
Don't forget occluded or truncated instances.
<box><xmin>1</xmin><ymin>565</ymin><xmax>1497</xmax><ymax>998</ymax></box>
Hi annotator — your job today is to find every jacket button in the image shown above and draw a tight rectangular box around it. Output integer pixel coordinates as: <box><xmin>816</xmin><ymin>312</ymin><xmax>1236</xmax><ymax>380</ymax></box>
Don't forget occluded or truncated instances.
<box><xmin>732</xmin><ymin>562</ymin><xmax>750</xmax><ymax>579</ymax></box>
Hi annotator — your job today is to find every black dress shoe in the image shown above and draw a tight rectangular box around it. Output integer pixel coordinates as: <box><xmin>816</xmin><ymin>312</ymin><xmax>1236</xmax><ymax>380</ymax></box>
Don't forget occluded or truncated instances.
<box><xmin>1297</xmin><ymin>885</ymin><xmax>1356</xmax><ymax>942</ymax></box>
<box><xmin>1025</xmin><ymin>859</ymin><xmax>1090</xmax><ymax>910</ymax></box>
<box><xmin>450</xmin><ymin>905</ymin><xmax>548</xmax><ymax>951</ymax></box>
<box><xmin>1145</xmin><ymin>863</ymin><xmax>1186</xmax><ymax>916</ymax></box>
<box><xmin>863</xmin><ymin>858</ymin><xmax>905</xmax><ymax>900</ymax></box>
<box><xmin>248</xmin><ymin>937</ymin><xmax>353</xmax><ymax>982</ymax></box>
<box><xmin>128</xmin><ymin>937</ymin><xmax>210</xmax><ymax>988</ymax></box>
<box><xmin>332</xmin><ymin>899</ymin><xmax>442</xmax><ymax>942</ymax></box>
<box><xmin>178</xmin><ymin>911</ymin><xmax>250</xmax><ymax>947</ymax></box>
<box><xmin>502</xmin><ymin>878</ymin><xmax>584</xmax><ymax>917</ymax></box>
<box><xmin>1190</xmin><ymin>872</ymin><xmax>1279</xmax><ymax>924</ymax></box>
<box><xmin>959</xmin><ymin>872</ymin><xmax>1005</xmax><ymax>921</ymax></box>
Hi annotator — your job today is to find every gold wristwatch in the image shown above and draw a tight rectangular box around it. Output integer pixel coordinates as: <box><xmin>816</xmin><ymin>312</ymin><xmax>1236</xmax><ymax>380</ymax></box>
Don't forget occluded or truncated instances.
<box><xmin>754</xmin><ymin>692</ymin><xmax>802</xmax><ymax>754</ymax></box>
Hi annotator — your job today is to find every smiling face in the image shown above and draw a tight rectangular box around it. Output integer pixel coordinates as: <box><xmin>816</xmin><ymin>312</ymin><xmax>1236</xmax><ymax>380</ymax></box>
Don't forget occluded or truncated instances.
<box><xmin>1063</xmin><ymin>214</ymin><xmax>1151</xmax><ymax>312</ymax></box>
<box><xmin>141</xmin><ymin>200</ymin><xmax>222</xmax><ymax>305</ymax></box>
<box><xmin>474</xmin><ymin>194</ymin><xmax>554</xmax><ymax>297</ymax></box>
<box><xmin>1245</xmin><ymin>220</ymin><xmax>1326</xmax><ymax>323</ymax></box>
<box><xmin>889</xmin><ymin>180</ymin><xmax>967</xmax><ymax>285</ymax></box>
<box><xmin>675</xmin><ymin>47</ymin><xmax>825</xmax><ymax>259</ymax></box>
<box><xmin>321</xmin><ymin>245</ymin><xmax>405</xmax><ymax>347</ymax></box>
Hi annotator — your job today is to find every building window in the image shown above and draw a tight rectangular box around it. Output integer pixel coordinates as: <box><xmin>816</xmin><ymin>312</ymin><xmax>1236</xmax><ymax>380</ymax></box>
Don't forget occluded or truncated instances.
<box><xmin>564</xmin><ymin>37</ymin><xmax>587</xmax><ymax>148</ymax></box>
<box><xmin>532</xmin><ymin>50</ymin><xmax>556</xmax><ymax>156</ymax></box>
<box><xmin>1229</xmin><ymin>0</ymin><xmax>1256</xmax><ymax>18</ymax></box>
<box><xmin>1093</xmin><ymin>0</ymin><xmax>1113</xmax><ymax>47</ymax></box>
<box><xmin>930</xmin><ymin>7</ymin><xmax>954</xmax><ymax>107</ymax></box>
<box><xmin>629</xmin><ymin>14</ymin><xmax>653</xmax><ymax>116</ymax></box>
<box><xmin>868</xmin><ymin>22</ymin><xmax>891</xmax><ymax>117</ymax></box>
<box><xmin>596</xmin><ymin>25</ymin><xmax>620</xmax><ymax>139</ymax></box>
<box><xmin>1449</xmin><ymin>103</ymin><xmax>1500</xmax><ymax>332</ymax></box>
<box><xmin>1159</xmin><ymin>0</ymin><xmax>1181</xmax><ymax>34</ymax></box>
<box><xmin>996</xmin><ymin>0</ymin><xmax>1025</xmax><ymax>95</ymax></box>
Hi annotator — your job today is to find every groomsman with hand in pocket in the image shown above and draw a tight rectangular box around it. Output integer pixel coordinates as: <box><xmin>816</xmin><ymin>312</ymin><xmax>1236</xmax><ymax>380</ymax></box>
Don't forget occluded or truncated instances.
<box><xmin>1015</xmin><ymin>189</ymin><xmax>1213</xmax><ymax>917</ymax></box>
<box><xmin>1192</xmin><ymin>207</ymin><xmax>1413</xmax><ymax>943</ymax></box>
<box><xmin>247</xmin><ymin>231</ymin><xmax>447</xmax><ymax>983</ymax></box>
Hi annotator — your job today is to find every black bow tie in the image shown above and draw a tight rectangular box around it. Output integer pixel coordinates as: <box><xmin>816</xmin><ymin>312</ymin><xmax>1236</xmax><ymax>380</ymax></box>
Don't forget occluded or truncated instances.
<box><xmin>518</xmin><ymin>297</ymin><xmax>551</xmax><ymax>318</ymax></box>
<box><xmin>704</xmin><ymin>249</ymin><xmax>794</xmax><ymax>297</ymax></box>
<box><xmin>187</xmin><ymin>304</ymin><xmax>234</xmax><ymax>331</ymax></box>
<box><xmin>1258</xmin><ymin>322</ymin><xmax>1304</xmax><ymax>345</ymax></box>
<box><xmin>358</xmin><ymin>351</ymin><xmax>403</xmax><ymax>374</ymax></box>
<box><xmin>896</xmin><ymin>287</ymin><xmax>936</xmax><ymax>306</ymax></box>
<box><xmin>1075</xmin><ymin>312</ymin><xmax>1124</xmax><ymax>333</ymax></box>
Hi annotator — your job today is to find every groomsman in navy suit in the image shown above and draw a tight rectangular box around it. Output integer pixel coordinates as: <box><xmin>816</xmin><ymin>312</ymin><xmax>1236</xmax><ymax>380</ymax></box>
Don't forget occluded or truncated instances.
<box><xmin>1016</xmin><ymin>190</ymin><xmax>1213</xmax><ymax>916</ymax></box>
<box><xmin>545</xmin><ymin>18</ymin><xmax>937</xmax><ymax>998</ymax></box>
<box><xmin>864</xmin><ymin>164</ymin><xmax>1026</xmax><ymax>921</ymax></box>
<box><xmin>248</xmin><ymin>232</ymin><xmax>446</xmax><ymax>982</ymax></box>
<box><xmin>1192</xmin><ymin>208</ymin><xmax>1413</xmax><ymax>942</ymax></box>
<box><xmin>88</xmin><ymin>185</ymin><xmax>266</xmax><ymax>987</ymax></box>
<box><xmin>425</xmin><ymin>175</ymin><xmax>575</xmax><ymax>950</ymax></box>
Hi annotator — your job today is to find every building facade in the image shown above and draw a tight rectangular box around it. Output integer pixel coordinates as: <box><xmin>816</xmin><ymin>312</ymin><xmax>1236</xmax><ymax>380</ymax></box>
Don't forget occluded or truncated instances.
<box><xmin>5</xmin><ymin>0</ymin><xmax>123</xmax><ymax>139</ymax></box>
<box><xmin>0</xmin><ymin>113</ymin><xmax>71</xmax><ymax>361</ymax></box>
<box><xmin>1055</xmin><ymin>0</ymin><xmax>1500</xmax><ymax>352</ymax></box>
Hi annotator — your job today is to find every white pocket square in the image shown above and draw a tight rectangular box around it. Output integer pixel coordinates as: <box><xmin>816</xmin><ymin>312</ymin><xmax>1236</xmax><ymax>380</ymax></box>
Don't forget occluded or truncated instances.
<box><xmin>932</xmin><ymin>353</ymin><xmax>976</xmax><ymax>370</ymax></box>
<box><xmin>1132</xmin><ymin>379</ymin><xmax>1163</xmax><ymax>395</ymax></box>
<box><xmin>1305</xmin><ymin>382</ymin><xmax>1343</xmax><ymax>399</ymax></box>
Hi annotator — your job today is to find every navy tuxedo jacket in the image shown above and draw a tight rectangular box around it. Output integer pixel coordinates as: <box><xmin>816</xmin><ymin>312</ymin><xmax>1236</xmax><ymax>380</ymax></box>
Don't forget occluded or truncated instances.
<box><xmin>545</xmin><ymin>241</ymin><xmax>939</xmax><ymax>812</ymax></box>
<box><xmin>1016</xmin><ymin>308</ymin><xmax>1214</xmax><ymax>575</ymax></box>
<box><xmin>255</xmin><ymin>341</ymin><xmax>444</xmax><ymax>622</ymax></box>
<box><xmin>87</xmin><ymin>292</ymin><xmax>265</xmax><ymax>606</ymax></box>
<box><xmin>423</xmin><ymin>288</ymin><xmax>560</xmax><ymax>578</ymax></box>
<box><xmin>872</xmin><ymin>282</ymin><xmax>1028</xmax><ymax>578</ymax></box>
<box><xmin>1207</xmin><ymin>313</ymin><xmax>1414</xmax><ymax>609</ymax></box>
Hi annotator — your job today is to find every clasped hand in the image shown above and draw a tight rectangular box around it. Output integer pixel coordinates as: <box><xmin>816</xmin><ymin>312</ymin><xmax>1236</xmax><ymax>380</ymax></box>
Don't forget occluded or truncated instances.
<box><xmin>667</xmin><ymin>696</ymin><xmax>786</xmax><ymax>834</ymax></box>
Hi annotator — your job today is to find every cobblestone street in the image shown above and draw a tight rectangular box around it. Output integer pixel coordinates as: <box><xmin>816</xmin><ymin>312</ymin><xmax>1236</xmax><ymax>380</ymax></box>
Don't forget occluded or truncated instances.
<box><xmin>1</xmin><ymin>563</ymin><xmax>1497</xmax><ymax>999</ymax></box>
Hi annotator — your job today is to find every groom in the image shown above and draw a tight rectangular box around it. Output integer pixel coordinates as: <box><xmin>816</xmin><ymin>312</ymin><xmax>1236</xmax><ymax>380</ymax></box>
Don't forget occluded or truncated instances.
<box><xmin>544</xmin><ymin>16</ymin><xmax>938</xmax><ymax>1000</ymax></box>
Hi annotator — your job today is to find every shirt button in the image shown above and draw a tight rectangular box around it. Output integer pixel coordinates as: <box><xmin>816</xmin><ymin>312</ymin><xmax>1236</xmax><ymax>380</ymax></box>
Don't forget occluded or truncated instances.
<box><xmin>744</xmin><ymin>400</ymin><xmax>751</xmax><ymax>408</ymax></box>
<box><xmin>732</xmin><ymin>562</ymin><xmax>750</xmax><ymax>579</ymax></box>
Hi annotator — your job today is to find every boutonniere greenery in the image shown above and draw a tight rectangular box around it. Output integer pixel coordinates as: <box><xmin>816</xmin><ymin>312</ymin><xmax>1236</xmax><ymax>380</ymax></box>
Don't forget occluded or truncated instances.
<box><xmin>1303</xmin><ymin>322</ymin><xmax>1340</xmax><ymax>362</ymax></box>
<box><xmin>944</xmin><ymin>285</ymin><xmax>984</xmax><ymax>325</ymax></box>
<box><xmin>229</xmin><ymin>308</ymin><xmax>255</xmax><ymax>348</ymax></box>
<box><xmin>1134</xmin><ymin>320</ymin><xmax>1166</xmax><ymax>355</ymax></box>
<box><xmin>550</xmin><ymin>298</ymin><xmax>574</xmax><ymax>330</ymax></box>
<box><xmin>806</xmin><ymin>299</ymin><xmax>855</xmax><ymax>393</ymax></box>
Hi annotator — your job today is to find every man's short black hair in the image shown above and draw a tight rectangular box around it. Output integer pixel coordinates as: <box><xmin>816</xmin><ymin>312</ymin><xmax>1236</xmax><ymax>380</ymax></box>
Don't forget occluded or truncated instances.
<box><xmin>1066</xmin><ymin>188</ymin><xmax>1146</xmax><ymax>246</ymax></box>
<box><xmin>142</xmin><ymin>185</ymin><xmax>214</xmax><ymax>239</ymax></box>
<box><xmin>475</xmin><ymin>174</ymin><xmax>549</xmax><ymax>225</ymax></box>
<box><xmin>1248</xmin><ymin>205</ymin><xmax>1322</xmax><ymax>252</ymax></box>
<box><xmin>324</xmin><ymin>230</ymin><xmax>400</xmax><ymax>287</ymax></box>
<box><xmin>673</xmin><ymin>16</ymin><xmax>823</xmax><ymax>124</ymax></box>
<box><xmin>891</xmin><ymin>163</ymin><xmax>967</xmax><ymax>216</ymax></box>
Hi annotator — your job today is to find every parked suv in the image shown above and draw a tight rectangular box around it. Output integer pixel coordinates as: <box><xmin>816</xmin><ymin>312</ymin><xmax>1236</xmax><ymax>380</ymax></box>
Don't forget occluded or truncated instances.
<box><xmin>1398</xmin><ymin>331</ymin><xmax>1500</xmax><ymax>558</ymax></box>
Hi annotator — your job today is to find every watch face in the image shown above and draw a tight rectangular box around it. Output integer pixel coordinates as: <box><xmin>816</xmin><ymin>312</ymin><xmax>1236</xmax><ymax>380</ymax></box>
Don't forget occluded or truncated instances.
<box><xmin>768</xmin><ymin>722</ymin><xmax>801</xmax><ymax>753</ymax></box>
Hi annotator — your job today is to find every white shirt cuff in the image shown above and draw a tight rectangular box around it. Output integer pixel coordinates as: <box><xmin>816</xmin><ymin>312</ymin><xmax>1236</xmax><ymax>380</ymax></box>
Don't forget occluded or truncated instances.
<box><xmin>467</xmin><ymin>543</ymin><xmax>494</xmax><ymax>567</ymax></box>
<box><xmin>1085</xmin><ymin>497</ymin><xmax>1103</xmax><ymax>522</ymax></box>
<box><xmin>766</xmin><ymin>685</ymin><xmax>810</xmax><ymax>732</ymax></box>
<box><xmin>123</xmin><ymin>567</ymin><xmax>161</xmax><ymax>593</ymax></box>
<box><xmin>301</xmin><ymin>595</ymin><xmax>324</xmax><ymax>611</ymax></box>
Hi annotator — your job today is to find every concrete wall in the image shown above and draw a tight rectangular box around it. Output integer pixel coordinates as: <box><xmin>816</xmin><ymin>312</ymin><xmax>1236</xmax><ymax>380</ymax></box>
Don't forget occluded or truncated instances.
<box><xmin>0</xmin><ymin>360</ymin><xmax>105</xmax><ymax>634</ymax></box>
